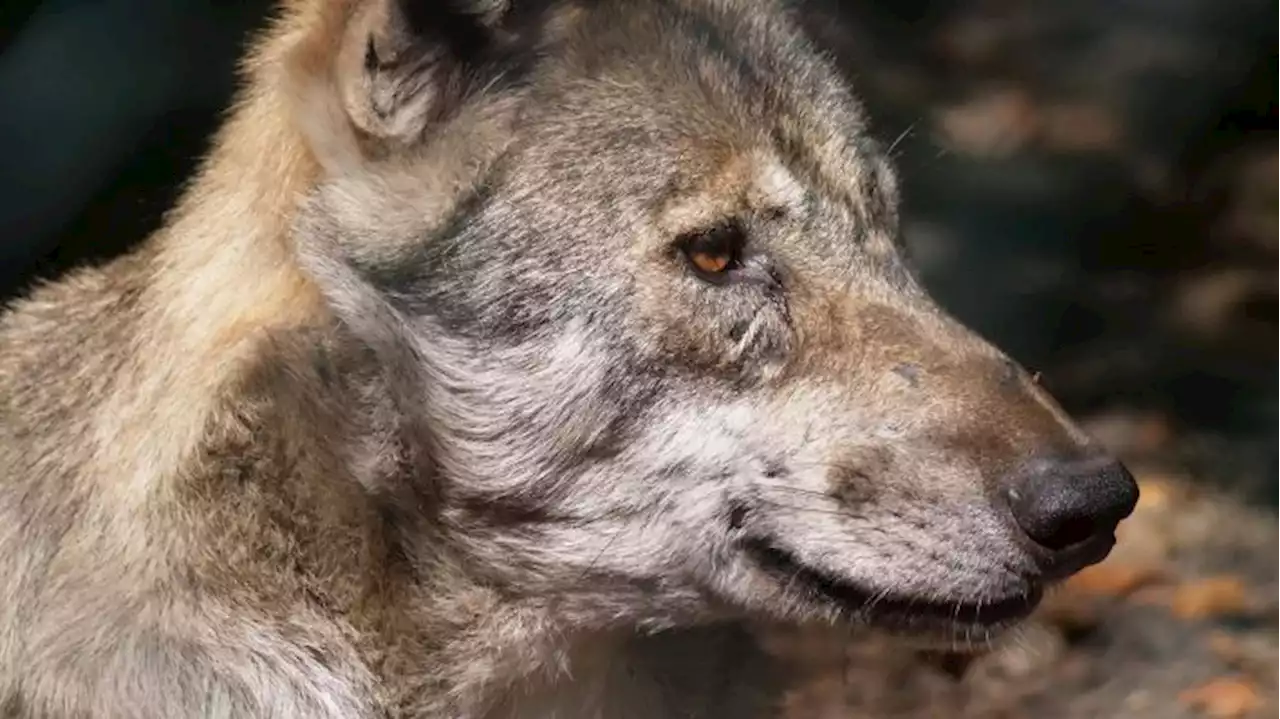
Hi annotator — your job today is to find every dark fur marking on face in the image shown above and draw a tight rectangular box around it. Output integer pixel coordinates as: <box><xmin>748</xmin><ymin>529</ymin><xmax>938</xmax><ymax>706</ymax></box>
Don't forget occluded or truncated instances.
<box><xmin>364</xmin><ymin>175</ymin><xmax>566</xmax><ymax>344</ymax></box>
<box><xmin>769</xmin><ymin>127</ymin><xmax>825</xmax><ymax>200</ymax></box>
<box><xmin>358</xmin><ymin>180</ymin><xmax>498</xmax><ymax>298</ymax></box>
<box><xmin>579</xmin><ymin>424</ymin><xmax>630</xmax><ymax>462</ymax></box>
<box><xmin>1</xmin><ymin>692</ymin><xmax>26</xmax><ymax>716</ymax></box>
<box><xmin>574</xmin><ymin>369</ymin><xmax>661</xmax><ymax>464</ymax></box>
<box><xmin>654</xmin><ymin>0</ymin><xmax>766</xmax><ymax>99</ymax></box>
<box><xmin>575</xmin><ymin>406</ymin><xmax>644</xmax><ymax>466</ymax></box>
<box><xmin>829</xmin><ymin>463</ymin><xmax>877</xmax><ymax>506</ymax></box>
<box><xmin>451</xmin><ymin>492</ymin><xmax>561</xmax><ymax>526</ymax></box>
<box><xmin>403</xmin><ymin>1</ymin><xmax>514</xmax><ymax>61</ymax></box>
<box><xmin>761</xmin><ymin>458</ymin><xmax>787</xmax><ymax>479</ymax></box>
<box><xmin>891</xmin><ymin>362</ymin><xmax>920</xmax><ymax>388</ymax></box>
<box><xmin>658</xmin><ymin>458</ymin><xmax>695</xmax><ymax>482</ymax></box>
<box><xmin>311</xmin><ymin>342</ymin><xmax>340</xmax><ymax>389</ymax></box>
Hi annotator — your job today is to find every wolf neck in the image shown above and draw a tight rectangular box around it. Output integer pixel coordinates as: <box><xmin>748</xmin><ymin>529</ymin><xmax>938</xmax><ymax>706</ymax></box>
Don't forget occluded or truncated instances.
<box><xmin>99</xmin><ymin>40</ymin><xmax>332</xmax><ymax>513</ymax></box>
<box><xmin>151</xmin><ymin>65</ymin><xmax>325</xmax><ymax>334</ymax></box>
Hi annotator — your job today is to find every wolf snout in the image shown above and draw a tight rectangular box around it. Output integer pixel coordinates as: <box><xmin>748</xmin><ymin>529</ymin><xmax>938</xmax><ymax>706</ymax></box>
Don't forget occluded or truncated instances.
<box><xmin>1004</xmin><ymin>454</ymin><xmax>1139</xmax><ymax>567</ymax></box>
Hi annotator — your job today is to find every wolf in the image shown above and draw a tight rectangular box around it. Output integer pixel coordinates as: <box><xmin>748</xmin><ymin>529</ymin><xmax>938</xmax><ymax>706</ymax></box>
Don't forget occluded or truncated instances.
<box><xmin>0</xmin><ymin>0</ymin><xmax>1139</xmax><ymax>716</ymax></box>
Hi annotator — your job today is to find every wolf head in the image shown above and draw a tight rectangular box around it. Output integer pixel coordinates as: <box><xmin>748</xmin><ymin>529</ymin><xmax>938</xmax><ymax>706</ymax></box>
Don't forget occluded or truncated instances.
<box><xmin>289</xmin><ymin>0</ymin><xmax>1137</xmax><ymax>645</ymax></box>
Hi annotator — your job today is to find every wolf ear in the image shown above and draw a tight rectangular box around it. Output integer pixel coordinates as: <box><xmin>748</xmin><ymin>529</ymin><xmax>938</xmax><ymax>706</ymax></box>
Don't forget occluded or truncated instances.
<box><xmin>342</xmin><ymin>0</ymin><xmax>516</xmax><ymax>140</ymax></box>
<box><xmin>288</xmin><ymin>0</ymin><xmax>523</xmax><ymax>170</ymax></box>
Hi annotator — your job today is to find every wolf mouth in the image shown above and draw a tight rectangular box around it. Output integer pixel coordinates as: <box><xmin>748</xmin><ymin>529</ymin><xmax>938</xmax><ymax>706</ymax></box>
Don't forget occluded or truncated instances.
<box><xmin>742</xmin><ymin>537</ymin><xmax>1043</xmax><ymax>629</ymax></box>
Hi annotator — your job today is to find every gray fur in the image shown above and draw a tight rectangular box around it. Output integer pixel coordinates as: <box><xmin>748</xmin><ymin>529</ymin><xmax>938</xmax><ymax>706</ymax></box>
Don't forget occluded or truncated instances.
<box><xmin>0</xmin><ymin>0</ymin><xmax>1112</xmax><ymax>716</ymax></box>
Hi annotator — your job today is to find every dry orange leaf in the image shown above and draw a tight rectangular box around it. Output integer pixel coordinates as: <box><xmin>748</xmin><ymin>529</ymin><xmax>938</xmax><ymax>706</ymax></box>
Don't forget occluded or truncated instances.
<box><xmin>1039</xmin><ymin>563</ymin><xmax>1166</xmax><ymax>631</ymax></box>
<box><xmin>1178</xmin><ymin>677</ymin><xmax>1263</xmax><ymax>718</ymax></box>
<box><xmin>1062</xmin><ymin>562</ymin><xmax>1165</xmax><ymax>599</ymax></box>
<box><xmin>1041</xmin><ymin>102</ymin><xmax>1122</xmax><ymax>153</ymax></box>
<box><xmin>1128</xmin><ymin>585</ymin><xmax>1176</xmax><ymax>607</ymax></box>
<box><xmin>1132</xmin><ymin>415</ymin><xmax>1175</xmax><ymax>453</ymax></box>
<box><xmin>1208</xmin><ymin>632</ymin><xmax>1249</xmax><ymax>668</ymax></box>
<box><xmin>1170</xmin><ymin>577</ymin><xmax>1250</xmax><ymax>620</ymax></box>
<box><xmin>1131</xmin><ymin>472</ymin><xmax>1181</xmax><ymax>510</ymax></box>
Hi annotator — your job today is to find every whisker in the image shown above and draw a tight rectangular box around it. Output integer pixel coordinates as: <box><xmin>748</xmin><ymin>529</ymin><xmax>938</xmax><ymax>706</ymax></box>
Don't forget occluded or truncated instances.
<box><xmin>864</xmin><ymin>586</ymin><xmax>891</xmax><ymax>615</ymax></box>
<box><xmin>754</xmin><ymin>457</ymin><xmax>871</xmax><ymax>473</ymax></box>
<box><xmin>753</xmin><ymin>482</ymin><xmax>839</xmax><ymax>501</ymax></box>
<box><xmin>951</xmin><ymin>601</ymin><xmax>963</xmax><ymax>654</ymax></box>
<box><xmin>887</xmin><ymin>121</ymin><xmax>918</xmax><ymax>156</ymax></box>
<box><xmin>577</xmin><ymin>523</ymin><xmax>625</xmax><ymax>581</ymax></box>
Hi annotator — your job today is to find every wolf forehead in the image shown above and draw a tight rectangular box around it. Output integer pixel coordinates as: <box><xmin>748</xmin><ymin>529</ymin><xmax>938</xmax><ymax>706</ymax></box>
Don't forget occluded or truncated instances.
<box><xmin>552</xmin><ymin>2</ymin><xmax>895</xmax><ymax>226</ymax></box>
<box><xmin>316</xmin><ymin>0</ymin><xmax>901</xmax><ymax>242</ymax></box>
<box><xmin>308</xmin><ymin>0</ymin><xmax>911</xmax><ymax>322</ymax></box>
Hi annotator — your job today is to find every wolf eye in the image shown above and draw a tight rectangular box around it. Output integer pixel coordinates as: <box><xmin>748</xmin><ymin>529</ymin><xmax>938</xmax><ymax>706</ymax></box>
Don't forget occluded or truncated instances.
<box><xmin>678</xmin><ymin>222</ymin><xmax>744</xmax><ymax>281</ymax></box>
<box><xmin>691</xmin><ymin>249</ymin><xmax>731</xmax><ymax>274</ymax></box>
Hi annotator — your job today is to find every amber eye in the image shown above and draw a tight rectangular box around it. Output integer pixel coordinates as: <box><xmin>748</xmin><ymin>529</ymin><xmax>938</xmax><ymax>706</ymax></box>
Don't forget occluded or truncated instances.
<box><xmin>690</xmin><ymin>248</ymin><xmax>732</xmax><ymax>274</ymax></box>
<box><xmin>678</xmin><ymin>222</ymin><xmax>743</xmax><ymax>281</ymax></box>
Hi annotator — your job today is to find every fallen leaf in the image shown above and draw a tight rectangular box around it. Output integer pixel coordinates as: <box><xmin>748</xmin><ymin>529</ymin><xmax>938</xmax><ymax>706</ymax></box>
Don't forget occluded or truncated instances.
<box><xmin>1128</xmin><ymin>585</ymin><xmax>1176</xmax><ymax>608</ymax></box>
<box><xmin>1131</xmin><ymin>471</ymin><xmax>1183</xmax><ymax>510</ymax></box>
<box><xmin>936</xmin><ymin>87</ymin><xmax>1039</xmax><ymax>158</ymax></box>
<box><xmin>1210</xmin><ymin>633</ymin><xmax>1249</xmax><ymax>667</ymax></box>
<box><xmin>1063</xmin><ymin>563</ymin><xmax>1166</xmax><ymax>599</ymax></box>
<box><xmin>1078</xmin><ymin>411</ymin><xmax>1179</xmax><ymax>458</ymax></box>
<box><xmin>1108</xmin><ymin>531</ymin><xmax>1175</xmax><ymax>574</ymax></box>
<box><xmin>1207</xmin><ymin>631</ymin><xmax>1279</xmax><ymax>679</ymax></box>
<box><xmin>1041</xmin><ymin>102</ymin><xmax>1123</xmax><ymax>153</ymax></box>
<box><xmin>1178</xmin><ymin>677</ymin><xmax>1263</xmax><ymax>718</ymax></box>
<box><xmin>1038</xmin><ymin>563</ymin><xmax>1168</xmax><ymax>634</ymax></box>
<box><xmin>1170</xmin><ymin>577</ymin><xmax>1251</xmax><ymax>620</ymax></box>
<box><xmin>1132</xmin><ymin>415</ymin><xmax>1175</xmax><ymax>453</ymax></box>
<box><xmin>1174</xmin><ymin>268</ymin><xmax>1273</xmax><ymax>343</ymax></box>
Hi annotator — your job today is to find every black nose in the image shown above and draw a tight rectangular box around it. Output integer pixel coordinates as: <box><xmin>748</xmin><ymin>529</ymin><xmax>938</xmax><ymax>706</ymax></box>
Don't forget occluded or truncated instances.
<box><xmin>1007</xmin><ymin>455</ymin><xmax>1140</xmax><ymax>551</ymax></box>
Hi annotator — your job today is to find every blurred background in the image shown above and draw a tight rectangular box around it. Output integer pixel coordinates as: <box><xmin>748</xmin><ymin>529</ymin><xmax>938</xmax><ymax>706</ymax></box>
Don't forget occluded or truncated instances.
<box><xmin>0</xmin><ymin>1</ymin><xmax>1275</xmax><ymax>716</ymax></box>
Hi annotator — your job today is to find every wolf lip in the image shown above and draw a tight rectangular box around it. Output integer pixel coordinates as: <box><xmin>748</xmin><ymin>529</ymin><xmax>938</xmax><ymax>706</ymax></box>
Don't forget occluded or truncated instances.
<box><xmin>1041</xmin><ymin>532</ymin><xmax>1117</xmax><ymax>581</ymax></box>
<box><xmin>743</xmin><ymin>537</ymin><xmax>1042</xmax><ymax>628</ymax></box>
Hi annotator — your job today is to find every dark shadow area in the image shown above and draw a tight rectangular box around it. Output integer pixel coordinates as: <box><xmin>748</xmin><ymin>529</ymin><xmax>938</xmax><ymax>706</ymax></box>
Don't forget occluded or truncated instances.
<box><xmin>0</xmin><ymin>0</ymin><xmax>271</xmax><ymax>297</ymax></box>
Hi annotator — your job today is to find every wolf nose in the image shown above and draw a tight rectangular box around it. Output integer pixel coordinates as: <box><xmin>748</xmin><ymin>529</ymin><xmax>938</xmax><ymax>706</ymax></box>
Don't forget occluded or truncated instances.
<box><xmin>1007</xmin><ymin>455</ymin><xmax>1140</xmax><ymax>551</ymax></box>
